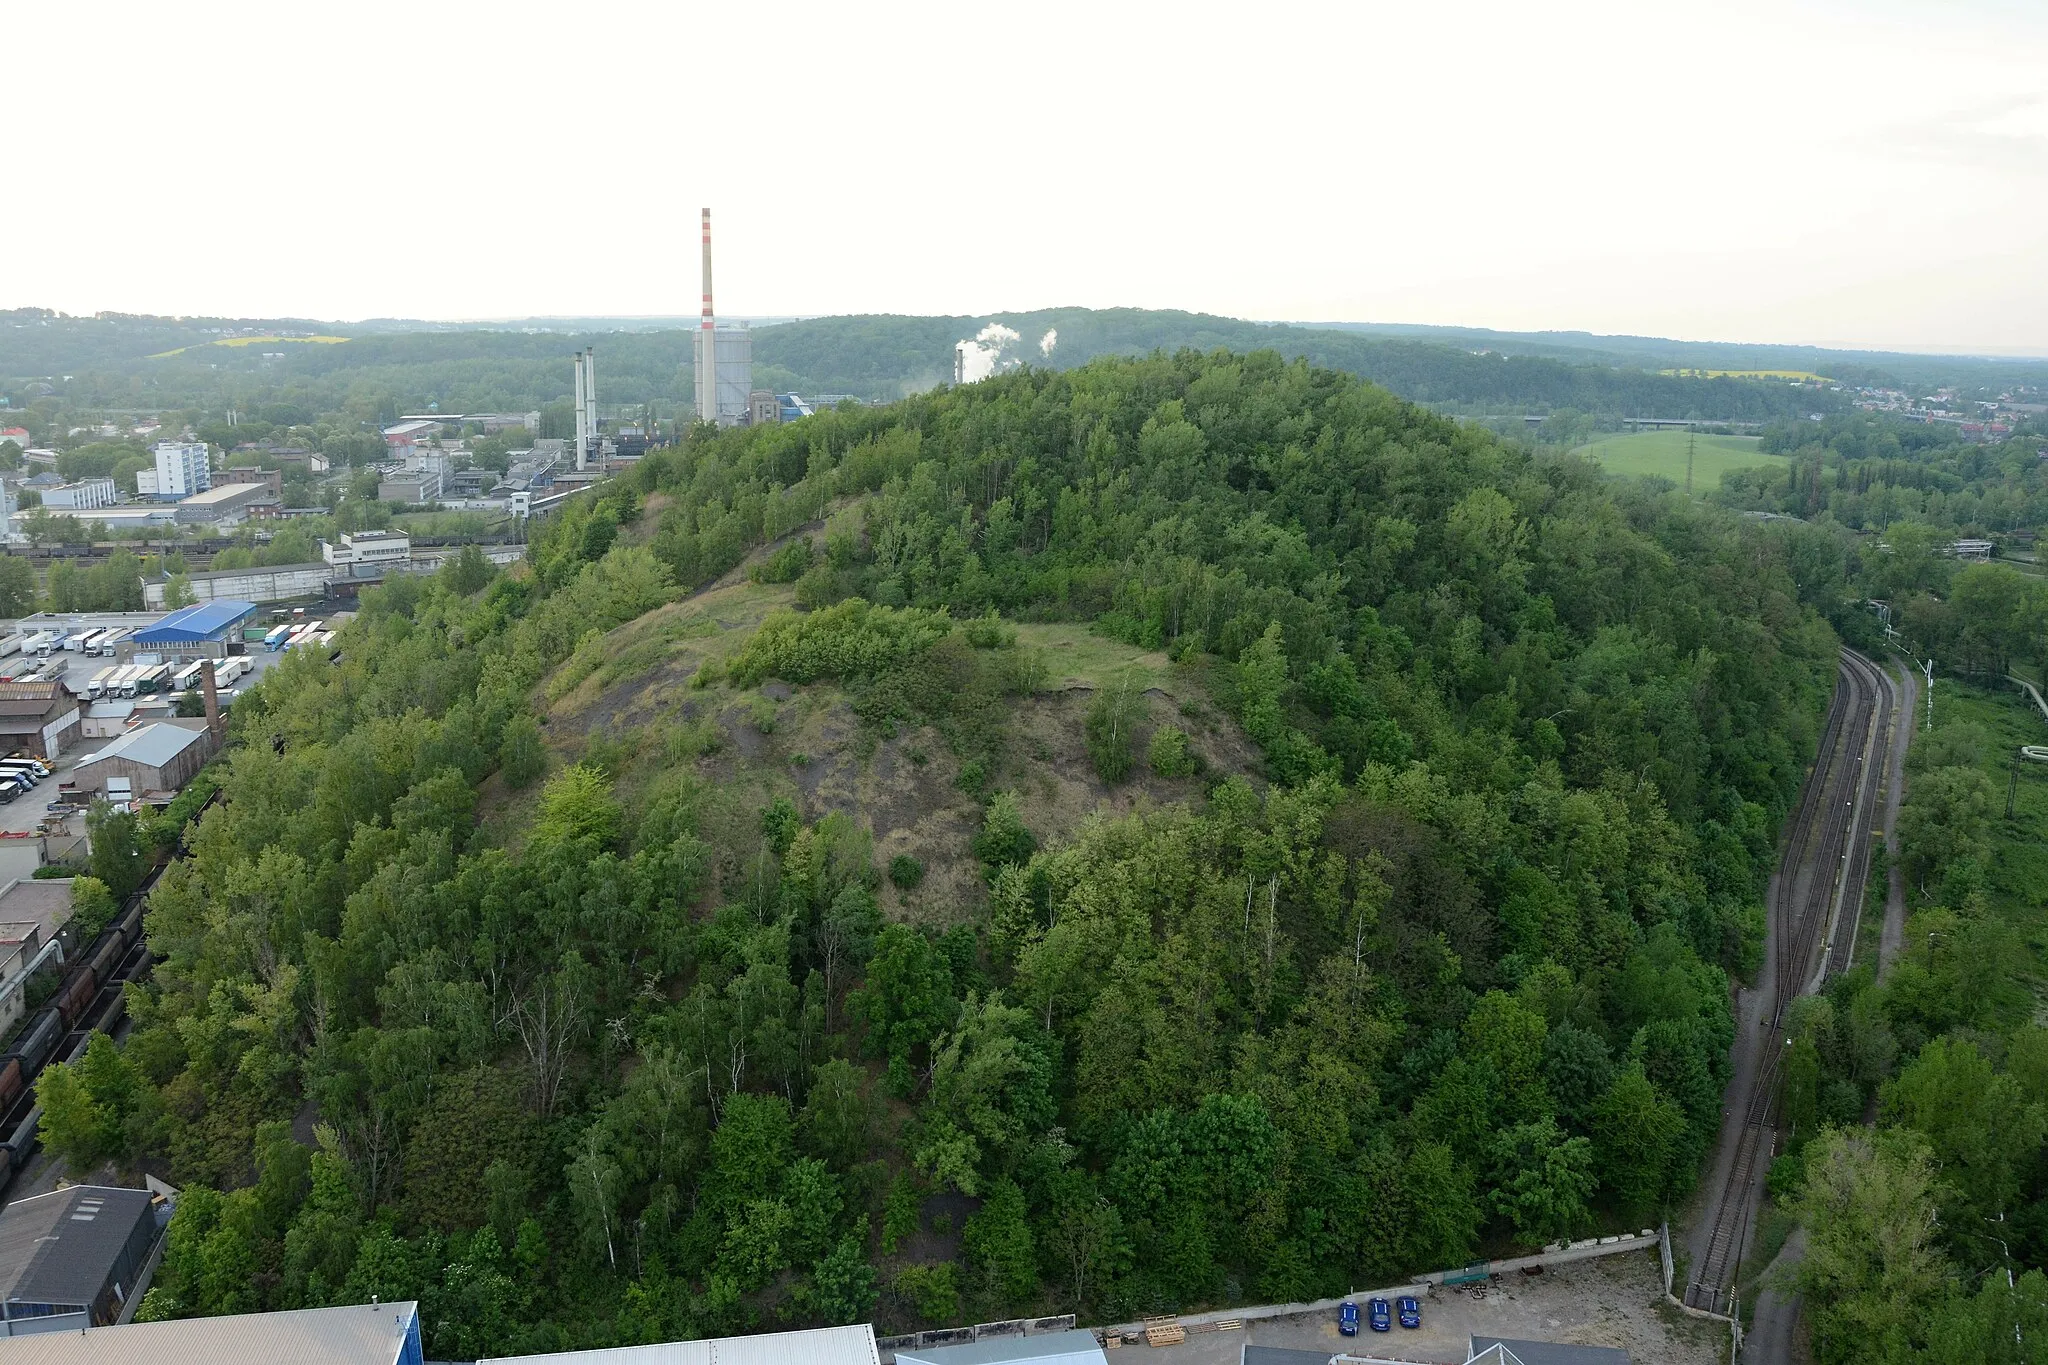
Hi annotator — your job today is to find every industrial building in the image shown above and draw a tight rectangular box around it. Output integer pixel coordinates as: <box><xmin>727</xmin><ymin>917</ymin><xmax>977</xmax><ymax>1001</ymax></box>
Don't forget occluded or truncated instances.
<box><xmin>485</xmin><ymin>1323</ymin><xmax>880</xmax><ymax>1365</ymax></box>
<box><xmin>144</xmin><ymin>441</ymin><xmax>210</xmax><ymax>500</ymax></box>
<box><xmin>895</xmin><ymin>1330</ymin><xmax>1105</xmax><ymax>1365</ymax></box>
<box><xmin>173</xmin><ymin>482</ymin><xmax>272</xmax><ymax>525</ymax></box>
<box><xmin>0</xmin><ymin>1300</ymin><xmax>423</xmax><ymax>1362</ymax></box>
<box><xmin>0</xmin><ymin>1186</ymin><xmax>158</xmax><ymax>1331</ymax></box>
<box><xmin>0</xmin><ymin>680</ymin><xmax>81</xmax><ymax>759</ymax></box>
<box><xmin>377</xmin><ymin>470</ymin><xmax>443</xmax><ymax>504</ymax></box>
<box><xmin>324</xmin><ymin>531</ymin><xmax>411</xmax><ymax>575</ymax></box>
<box><xmin>132</xmin><ymin>600</ymin><xmax>257</xmax><ymax>656</ymax></box>
<box><xmin>41</xmin><ymin>479</ymin><xmax>117</xmax><ymax>511</ymax></box>
<box><xmin>0</xmin><ymin>878</ymin><xmax>79</xmax><ymax>1035</ymax></box>
<box><xmin>217</xmin><ymin>467</ymin><xmax>283</xmax><ymax>496</ymax></box>
<box><xmin>70</xmin><ymin>721</ymin><xmax>217</xmax><ymax>799</ymax></box>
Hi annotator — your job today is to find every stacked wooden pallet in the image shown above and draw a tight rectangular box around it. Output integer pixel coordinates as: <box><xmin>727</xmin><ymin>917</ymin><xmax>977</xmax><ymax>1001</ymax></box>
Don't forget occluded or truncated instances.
<box><xmin>1143</xmin><ymin>1318</ymin><xmax>1186</xmax><ymax>1347</ymax></box>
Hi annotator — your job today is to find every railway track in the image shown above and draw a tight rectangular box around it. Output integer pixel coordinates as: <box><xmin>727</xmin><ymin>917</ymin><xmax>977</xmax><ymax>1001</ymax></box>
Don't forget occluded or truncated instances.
<box><xmin>1684</xmin><ymin>649</ymin><xmax>1899</xmax><ymax>1315</ymax></box>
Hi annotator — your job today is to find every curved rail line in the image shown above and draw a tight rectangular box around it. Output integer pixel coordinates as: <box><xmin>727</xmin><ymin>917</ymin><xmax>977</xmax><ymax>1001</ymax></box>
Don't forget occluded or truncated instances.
<box><xmin>1685</xmin><ymin>650</ymin><xmax>1897</xmax><ymax>1314</ymax></box>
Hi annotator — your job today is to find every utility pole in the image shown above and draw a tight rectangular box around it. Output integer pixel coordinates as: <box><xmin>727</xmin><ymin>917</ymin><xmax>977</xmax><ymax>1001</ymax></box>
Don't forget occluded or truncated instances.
<box><xmin>1686</xmin><ymin>432</ymin><xmax>1695</xmax><ymax>495</ymax></box>
<box><xmin>1924</xmin><ymin>657</ymin><xmax>1934</xmax><ymax>731</ymax></box>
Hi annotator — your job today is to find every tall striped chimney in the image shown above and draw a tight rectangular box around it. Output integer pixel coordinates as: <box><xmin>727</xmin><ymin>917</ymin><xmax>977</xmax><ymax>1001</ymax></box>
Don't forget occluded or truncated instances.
<box><xmin>696</xmin><ymin>207</ymin><xmax>716</xmax><ymax>425</ymax></box>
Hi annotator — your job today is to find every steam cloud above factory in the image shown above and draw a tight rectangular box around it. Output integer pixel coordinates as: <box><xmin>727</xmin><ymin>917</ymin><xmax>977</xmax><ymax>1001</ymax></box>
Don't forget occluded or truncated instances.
<box><xmin>953</xmin><ymin>324</ymin><xmax>1057</xmax><ymax>384</ymax></box>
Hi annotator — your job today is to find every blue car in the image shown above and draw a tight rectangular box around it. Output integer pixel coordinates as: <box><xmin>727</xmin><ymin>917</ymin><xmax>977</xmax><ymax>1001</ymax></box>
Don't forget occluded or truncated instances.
<box><xmin>1337</xmin><ymin>1301</ymin><xmax>1359</xmax><ymax>1336</ymax></box>
<box><xmin>1368</xmin><ymin>1298</ymin><xmax>1392</xmax><ymax>1332</ymax></box>
<box><xmin>1397</xmin><ymin>1296</ymin><xmax>1421</xmax><ymax>1329</ymax></box>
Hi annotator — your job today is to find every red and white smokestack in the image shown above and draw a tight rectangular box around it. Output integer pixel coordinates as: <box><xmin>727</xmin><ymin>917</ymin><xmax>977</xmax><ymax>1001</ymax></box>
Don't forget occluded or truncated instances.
<box><xmin>697</xmin><ymin>207</ymin><xmax>716</xmax><ymax>425</ymax></box>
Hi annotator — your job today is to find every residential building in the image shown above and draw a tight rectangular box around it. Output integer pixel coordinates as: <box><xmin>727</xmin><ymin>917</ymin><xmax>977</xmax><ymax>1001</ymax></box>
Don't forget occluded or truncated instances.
<box><xmin>70</xmin><ymin>721</ymin><xmax>217</xmax><ymax>797</ymax></box>
<box><xmin>322</xmin><ymin>531</ymin><xmax>411</xmax><ymax>574</ymax></box>
<box><xmin>0</xmin><ymin>428</ymin><xmax>28</xmax><ymax>451</ymax></box>
<box><xmin>0</xmin><ymin>680</ymin><xmax>81</xmax><ymax>758</ymax></box>
<box><xmin>40</xmin><ymin>479</ymin><xmax>117</xmax><ymax>511</ymax></box>
<box><xmin>0</xmin><ymin>1186</ymin><xmax>158</xmax><ymax>1332</ymax></box>
<box><xmin>149</xmin><ymin>441</ymin><xmax>210</xmax><ymax>500</ymax></box>
<box><xmin>172</xmin><ymin>482</ymin><xmax>272</xmax><ymax>524</ymax></box>
<box><xmin>0</xmin><ymin>1300</ymin><xmax>423</xmax><ymax>1361</ymax></box>
<box><xmin>484</xmin><ymin>1323</ymin><xmax>880</xmax><ymax>1365</ymax></box>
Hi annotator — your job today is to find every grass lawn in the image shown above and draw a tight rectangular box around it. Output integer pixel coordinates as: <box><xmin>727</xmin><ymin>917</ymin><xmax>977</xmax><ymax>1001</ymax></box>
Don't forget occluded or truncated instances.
<box><xmin>1572</xmin><ymin>430</ymin><xmax>1786</xmax><ymax>491</ymax></box>
<box><xmin>1013</xmin><ymin>622</ymin><xmax>1178</xmax><ymax>695</ymax></box>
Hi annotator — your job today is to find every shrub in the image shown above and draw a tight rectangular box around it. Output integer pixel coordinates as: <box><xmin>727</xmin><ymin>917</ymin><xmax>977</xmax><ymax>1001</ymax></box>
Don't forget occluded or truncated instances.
<box><xmin>972</xmin><ymin>792</ymin><xmax>1035</xmax><ymax>870</ymax></box>
<box><xmin>963</xmin><ymin>612</ymin><xmax>1016</xmax><ymax>650</ymax></box>
<box><xmin>955</xmin><ymin>759</ymin><xmax>988</xmax><ymax>798</ymax></box>
<box><xmin>500</xmin><ymin>714</ymin><xmax>546</xmax><ymax>788</ymax></box>
<box><xmin>1148</xmin><ymin>725</ymin><xmax>1197</xmax><ymax>778</ymax></box>
<box><xmin>729</xmin><ymin>600</ymin><xmax>953</xmax><ymax>687</ymax></box>
<box><xmin>892</xmin><ymin>1262</ymin><xmax>959</xmax><ymax>1324</ymax></box>
<box><xmin>889</xmin><ymin>854</ymin><xmax>925</xmax><ymax>891</ymax></box>
<box><xmin>752</xmin><ymin>537</ymin><xmax>815</xmax><ymax>584</ymax></box>
<box><xmin>1084</xmin><ymin>672</ymin><xmax>1141</xmax><ymax>783</ymax></box>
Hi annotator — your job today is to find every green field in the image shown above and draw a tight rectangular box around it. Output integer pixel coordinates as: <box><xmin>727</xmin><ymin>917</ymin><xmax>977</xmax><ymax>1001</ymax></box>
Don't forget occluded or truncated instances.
<box><xmin>1572</xmin><ymin>430</ymin><xmax>1785</xmax><ymax>491</ymax></box>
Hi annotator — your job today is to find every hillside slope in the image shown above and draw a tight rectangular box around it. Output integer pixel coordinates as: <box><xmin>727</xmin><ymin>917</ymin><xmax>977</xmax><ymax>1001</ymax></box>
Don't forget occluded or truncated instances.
<box><xmin>107</xmin><ymin>348</ymin><xmax>1840</xmax><ymax>1356</ymax></box>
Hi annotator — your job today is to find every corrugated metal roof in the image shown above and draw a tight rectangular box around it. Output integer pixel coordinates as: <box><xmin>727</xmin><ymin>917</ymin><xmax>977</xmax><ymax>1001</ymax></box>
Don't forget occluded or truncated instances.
<box><xmin>895</xmin><ymin>1331</ymin><xmax>1106</xmax><ymax>1365</ymax></box>
<box><xmin>1469</xmin><ymin>1341</ymin><xmax>1630</xmax><ymax>1365</ymax></box>
<box><xmin>0</xmin><ymin>1186</ymin><xmax>153</xmax><ymax>1309</ymax></box>
<box><xmin>485</xmin><ymin>1323</ymin><xmax>880</xmax><ymax>1365</ymax></box>
<box><xmin>132</xmin><ymin>601</ymin><xmax>257</xmax><ymax>643</ymax></box>
<box><xmin>73</xmin><ymin>723</ymin><xmax>209</xmax><ymax>771</ymax></box>
<box><xmin>0</xmin><ymin>1301</ymin><xmax>419</xmax><ymax>1365</ymax></box>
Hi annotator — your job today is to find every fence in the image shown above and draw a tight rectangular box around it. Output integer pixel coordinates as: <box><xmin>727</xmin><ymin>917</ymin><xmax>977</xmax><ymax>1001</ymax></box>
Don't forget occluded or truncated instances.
<box><xmin>879</xmin><ymin>1316</ymin><xmax>1076</xmax><ymax>1360</ymax></box>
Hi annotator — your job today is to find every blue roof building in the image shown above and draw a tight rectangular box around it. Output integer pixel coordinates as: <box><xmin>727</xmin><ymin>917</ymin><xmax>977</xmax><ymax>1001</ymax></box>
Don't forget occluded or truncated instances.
<box><xmin>132</xmin><ymin>601</ymin><xmax>257</xmax><ymax>648</ymax></box>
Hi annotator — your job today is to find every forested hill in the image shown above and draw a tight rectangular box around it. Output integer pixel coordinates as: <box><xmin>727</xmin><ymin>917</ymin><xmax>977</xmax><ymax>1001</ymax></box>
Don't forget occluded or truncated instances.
<box><xmin>751</xmin><ymin>308</ymin><xmax>1835</xmax><ymax>419</ymax></box>
<box><xmin>10</xmin><ymin>305</ymin><xmax>1836</xmax><ymax>423</ymax></box>
<box><xmin>56</xmin><ymin>349</ymin><xmax>1838</xmax><ymax>1357</ymax></box>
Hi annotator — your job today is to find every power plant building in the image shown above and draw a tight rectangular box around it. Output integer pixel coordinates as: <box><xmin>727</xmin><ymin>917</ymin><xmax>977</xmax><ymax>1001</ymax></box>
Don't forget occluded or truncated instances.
<box><xmin>692</xmin><ymin>208</ymin><xmax>753</xmax><ymax>426</ymax></box>
<box><xmin>694</xmin><ymin>325</ymin><xmax>753</xmax><ymax>426</ymax></box>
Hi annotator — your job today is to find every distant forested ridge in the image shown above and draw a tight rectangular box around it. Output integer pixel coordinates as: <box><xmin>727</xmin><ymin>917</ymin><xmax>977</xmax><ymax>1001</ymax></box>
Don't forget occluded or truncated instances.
<box><xmin>8</xmin><ymin>305</ymin><xmax>1840</xmax><ymax>425</ymax></box>
<box><xmin>1714</xmin><ymin>411</ymin><xmax>2048</xmax><ymax>535</ymax></box>
<box><xmin>65</xmin><ymin>348</ymin><xmax>1852</xmax><ymax>1356</ymax></box>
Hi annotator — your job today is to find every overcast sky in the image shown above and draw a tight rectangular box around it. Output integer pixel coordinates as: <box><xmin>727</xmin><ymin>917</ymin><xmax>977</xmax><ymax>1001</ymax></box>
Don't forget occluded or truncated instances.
<box><xmin>10</xmin><ymin>0</ymin><xmax>2047</xmax><ymax>353</ymax></box>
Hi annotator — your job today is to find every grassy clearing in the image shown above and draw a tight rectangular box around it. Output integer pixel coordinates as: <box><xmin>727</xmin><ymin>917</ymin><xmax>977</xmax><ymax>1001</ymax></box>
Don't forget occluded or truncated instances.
<box><xmin>545</xmin><ymin>579</ymin><xmax>794</xmax><ymax>711</ymax></box>
<box><xmin>1012</xmin><ymin>622</ymin><xmax>1178</xmax><ymax>694</ymax></box>
<box><xmin>1573</xmin><ymin>430</ymin><xmax>1786</xmax><ymax>491</ymax></box>
<box><xmin>147</xmin><ymin>335</ymin><xmax>349</xmax><ymax>358</ymax></box>
<box><xmin>1657</xmin><ymin>368</ymin><xmax>1830</xmax><ymax>382</ymax></box>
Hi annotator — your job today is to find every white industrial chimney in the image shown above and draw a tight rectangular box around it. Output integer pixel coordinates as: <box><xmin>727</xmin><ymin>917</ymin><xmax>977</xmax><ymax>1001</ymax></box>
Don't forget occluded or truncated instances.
<box><xmin>584</xmin><ymin>347</ymin><xmax>597</xmax><ymax>467</ymax></box>
<box><xmin>573</xmin><ymin>350</ymin><xmax>587</xmax><ymax>471</ymax></box>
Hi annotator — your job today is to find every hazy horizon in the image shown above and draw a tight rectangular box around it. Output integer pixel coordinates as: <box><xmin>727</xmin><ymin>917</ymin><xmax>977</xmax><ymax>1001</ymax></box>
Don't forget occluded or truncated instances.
<box><xmin>10</xmin><ymin>0</ymin><xmax>2048</xmax><ymax>354</ymax></box>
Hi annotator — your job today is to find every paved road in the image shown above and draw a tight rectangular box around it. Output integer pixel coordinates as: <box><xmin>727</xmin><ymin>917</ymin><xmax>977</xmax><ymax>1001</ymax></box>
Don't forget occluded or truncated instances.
<box><xmin>1743</xmin><ymin>1226</ymin><xmax>1808</xmax><ymax>1364</ymax></box>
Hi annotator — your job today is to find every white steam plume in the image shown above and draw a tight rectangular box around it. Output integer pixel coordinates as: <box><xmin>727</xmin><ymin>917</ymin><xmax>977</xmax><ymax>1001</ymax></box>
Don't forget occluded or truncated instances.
<box><xmin>1039</xmin><ymin>329</ymin><xmax>1057</xmax><ymax>357</ymax></box>
<box><xmin>954</xmin><ymin>323</ymin><xmax>1025</xmax><ymax>384</ymax></box>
